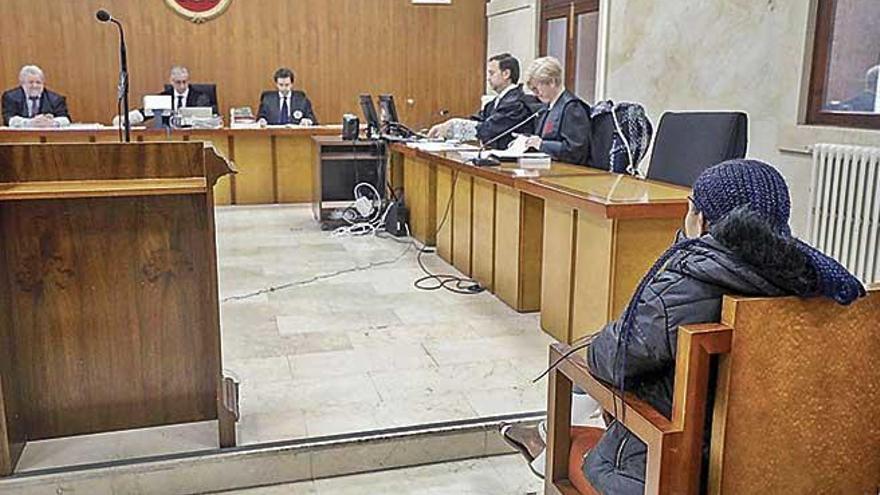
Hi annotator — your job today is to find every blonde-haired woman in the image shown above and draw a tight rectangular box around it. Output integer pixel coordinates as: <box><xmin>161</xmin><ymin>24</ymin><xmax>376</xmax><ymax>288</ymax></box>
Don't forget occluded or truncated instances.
<box><xmin>523</xmin><ymin>56</ymin><xmax>591</xmax><ymax>165</ymax></box>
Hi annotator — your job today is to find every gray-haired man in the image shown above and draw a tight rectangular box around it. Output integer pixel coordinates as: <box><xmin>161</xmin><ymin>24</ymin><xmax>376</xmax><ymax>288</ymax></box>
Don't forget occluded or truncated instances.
<box><xmin>2</xmin><ymin>65</ymin><xmax>71</xmax><ymax>127</ymax></box>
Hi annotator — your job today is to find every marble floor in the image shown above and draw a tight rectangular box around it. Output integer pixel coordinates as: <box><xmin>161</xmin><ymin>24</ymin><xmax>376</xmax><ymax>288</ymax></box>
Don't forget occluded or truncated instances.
<box><xmin>15</xmin><ymin>204</ymin><xmax>554</xmax><ymax>472</ymax></box>
<box><xmin>215</xmin><ymin>454</ymin><xmax>542</xmax><ymax>495</ymax></box>
<box><xmin>220</xmin><ymin>205</ymin><xmax>553</xmax><ymax>444</ymax></box>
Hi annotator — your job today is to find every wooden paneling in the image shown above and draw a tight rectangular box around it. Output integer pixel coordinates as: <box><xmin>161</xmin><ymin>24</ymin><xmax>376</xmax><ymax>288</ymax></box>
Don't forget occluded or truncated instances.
<box><xmin>402</xmin><ymin>155</ymin><xmax>436</xmax><ymax>246</ymax></box>
<box><xmin>471</xmin><ymin>177</ymin><xmax>495</xmax><ymax>291</ymax></box>
<box><xmin>494</xmin><ymin>185</ymin><xmax>522</xmax><ymax>309</ymax></box>
<box><xmin>0</xmin><ymin>143</ymin><xmax>230</xmax><ymax>445</ymax></box>
<box><xmin>495</xmin><ymin>187</ymin><xmax>545</xmax><ymax>313</ymax></box>
<box><xmin>276</xmin><ymin>135</ymin><xmax>314</xmax><ymax>204</ymax></box>
<box><xmin>519</xmin><ymin>193</ymin><xmax>544</xmax><ymax>312</ymax></box>
<box><xmin>452</xmin><ymin>172</ymin><xmax>473</xmax><ymax>276</ymax></box>
<box><xmin>0</xmin><ymin>228</ymin><xmax>25</xmax><ymax>475</ymax></box>
<box><xmin>436</xmin><ymin>167</ymin><xmax>454</xmax><ymax>261</ymax></box>
<box><xmin>232</xmin><ymin>135</ymin><xmax>274</xmax><ymax>204</ymax></box>
<box><xmin>711</xmin><ymin>293</ymin><xmax>880</xmax><ymax>494</ymax></box>
<box><xmin>569</xmin><ymin>212</ymin><xmax>614</xmax><ymax>338</ymax></box>
<box><xmin>541</xmin><ymin>202</ymin><xmax>576</xmax><ymax>342</ymax></box>
<box><xmin>3</xmin><ymin>196</ymin><xmax>217</xmax><ymax>439</ymax></box>
<box><xmin>0</xmin><ymin>0</ymin><xmax>485</xmax><ymax>130</ymax></box>
<box><xmin>190</xmin><ymin>133</ymin><xmax>232</xmax><ymax>205</ymax></box>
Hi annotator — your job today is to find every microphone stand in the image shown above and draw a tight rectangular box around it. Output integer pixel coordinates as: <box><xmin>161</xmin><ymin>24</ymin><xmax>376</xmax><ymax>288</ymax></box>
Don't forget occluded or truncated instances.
<box><xmin>110</xmin><ymin>18</ymin><xmax>130</xmax><ymax>143</ymax></box>
<box><xmin>470</xmin><ymin>108</ymin><xmax>547</xmax><ymax>167</ymax></box>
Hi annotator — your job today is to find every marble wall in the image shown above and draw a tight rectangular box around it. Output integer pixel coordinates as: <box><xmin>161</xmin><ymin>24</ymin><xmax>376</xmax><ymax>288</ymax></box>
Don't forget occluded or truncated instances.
<box><xmin>486</xmin><ymin>0</ymin><xmax>539</xmax><ymax>93</ymax></box>
<box><xmin>603</xmin><ymin>0</ymin><xmax>817</xmax><ymax>234</ymax></box>
<box><xmin>487</xmin><ymin>0</ymin><xmax>880</xmax><ymax>236</ymax></box>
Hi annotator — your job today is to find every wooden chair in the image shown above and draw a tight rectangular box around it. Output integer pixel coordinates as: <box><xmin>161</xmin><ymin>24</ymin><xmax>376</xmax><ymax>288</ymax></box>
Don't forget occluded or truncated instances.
<box><xmin>544</xmin><ymin>289</ymin><xmax>880</xmax><ymax>494</ymax></box>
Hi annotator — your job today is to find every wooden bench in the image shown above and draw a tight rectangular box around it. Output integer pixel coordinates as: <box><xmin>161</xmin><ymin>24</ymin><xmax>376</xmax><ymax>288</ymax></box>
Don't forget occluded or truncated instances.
<box><xmin>544</xmin><ymin>289</ymin><xmax>880</xmax><ymax>494</ymax></box>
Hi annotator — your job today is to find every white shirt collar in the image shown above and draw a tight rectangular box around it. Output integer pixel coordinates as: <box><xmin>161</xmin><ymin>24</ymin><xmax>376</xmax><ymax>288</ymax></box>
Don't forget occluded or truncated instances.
<box><xmin>494</xmin><ymin>83</ymin><xmax>516</xmax><ymax>107</ymax></box>
<box><xmin>279</xmin><ymin>92</ymin><xmax>292</xmax><ymax>114</ymax></box>
<box><xmin>174</xmin><ymin>89</ymin><xmax>189</xmax><ymax>109</ymax></box>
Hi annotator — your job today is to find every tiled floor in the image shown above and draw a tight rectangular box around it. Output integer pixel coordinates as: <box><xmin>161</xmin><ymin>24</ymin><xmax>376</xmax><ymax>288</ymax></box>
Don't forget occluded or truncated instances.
<box><xmin>216</xmin><ymin>454</ymin><xmax>543</xmax><ymax>495</ymax></box>
<box><xmin>15</xmin><ymin>205</ymin><xmax>554</xmax><ymax>471</ymax></box>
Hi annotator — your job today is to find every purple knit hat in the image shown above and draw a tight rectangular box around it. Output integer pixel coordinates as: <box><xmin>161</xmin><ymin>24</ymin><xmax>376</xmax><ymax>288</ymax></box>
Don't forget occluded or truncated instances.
<box><xmin>691</xmin><ymin>159</ymin><xmax>864</xmax><ymax>305</ymax></box>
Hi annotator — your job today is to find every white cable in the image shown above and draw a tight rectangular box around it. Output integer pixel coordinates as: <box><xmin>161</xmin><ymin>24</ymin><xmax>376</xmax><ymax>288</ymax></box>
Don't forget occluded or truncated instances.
<box><xmin>354</xmin><ymin>182</ymin><xmax>382</xmax><ymax>223</ymax></box>
<box><xmin>610</xmin><ymin>103</ymin><xmax>638</xmax><ymax>177</ymax></box>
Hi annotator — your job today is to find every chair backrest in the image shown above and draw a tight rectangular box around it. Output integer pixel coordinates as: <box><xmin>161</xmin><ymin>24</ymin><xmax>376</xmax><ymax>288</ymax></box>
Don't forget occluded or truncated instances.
<box><xmin>545</xmin><ymin>288</ymin><xmax>879</xmax><ymax>495</ymax></box>
<box><xmin>646</xmin><ymin>111</ymin><xmax>747</xmax><ymax>187</ymax></box>
<box><xmin>164</xmin><ymin>83</ymin><xmax>219</xmax><ymax>113</ymax></box>
<box><xmin>708</xmin><ymin>291</ymin><xmax>880</xmax><ymax>494</ymax></box>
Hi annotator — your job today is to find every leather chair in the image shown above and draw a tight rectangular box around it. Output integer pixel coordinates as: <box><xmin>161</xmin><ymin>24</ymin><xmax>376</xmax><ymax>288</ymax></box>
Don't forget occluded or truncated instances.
<box><xmin>646</xmin><ymin>112</ymin><xmax>748</xmax><ymax>187</ymax></box>
<box><xmin>544</xmin><ymin>288</ymin><xmax>880</xmax><ymax>494</ymax></box>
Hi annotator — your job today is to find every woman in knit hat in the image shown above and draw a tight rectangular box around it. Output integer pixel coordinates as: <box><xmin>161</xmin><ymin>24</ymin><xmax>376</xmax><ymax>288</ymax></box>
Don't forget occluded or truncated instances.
<box><xmin>505</xmin><ymin>159</ymin><xmax>865</xmax><ymax>494</ymax></box>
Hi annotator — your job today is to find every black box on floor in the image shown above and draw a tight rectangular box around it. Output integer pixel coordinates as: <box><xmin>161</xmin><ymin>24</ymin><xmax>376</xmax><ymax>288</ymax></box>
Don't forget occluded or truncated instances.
<box><xmin>384</xmin><ymin>200</ymin><xmax>409</xmax><ymax>237</ymax></box>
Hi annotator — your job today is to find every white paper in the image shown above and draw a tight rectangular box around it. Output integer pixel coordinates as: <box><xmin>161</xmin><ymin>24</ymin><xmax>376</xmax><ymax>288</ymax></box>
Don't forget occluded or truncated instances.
<box><xmin>408</xmin><ymin>141</ymin><xmax>479</xmax><ymax>152</ymax></box>
<box><xmin>487</xmin><ymin>135</ymin><xmax>549</xmax><ymax>160</ymax></box>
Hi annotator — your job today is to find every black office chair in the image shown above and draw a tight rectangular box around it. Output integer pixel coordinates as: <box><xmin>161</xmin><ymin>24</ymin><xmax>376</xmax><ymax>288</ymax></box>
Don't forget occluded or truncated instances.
<box><xmin>646</xmin><ymin>111</ymin><xmax>748</xmax><ymax>187</ymax></box>
<box><xmin>164</xmin><ymin>83</ymin><xmax>219</xmax><ymax>115</ymax></box>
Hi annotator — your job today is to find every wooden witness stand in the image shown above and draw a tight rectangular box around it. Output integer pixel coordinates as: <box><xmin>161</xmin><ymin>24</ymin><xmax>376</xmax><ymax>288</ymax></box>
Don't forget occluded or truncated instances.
<box><xmin>0</xmin><ymin>141</ymin><xmax>238</xmax><ymax>475</ymax></box>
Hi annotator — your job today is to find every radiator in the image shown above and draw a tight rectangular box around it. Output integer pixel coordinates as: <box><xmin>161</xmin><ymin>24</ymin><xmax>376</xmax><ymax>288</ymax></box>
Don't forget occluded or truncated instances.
<box><xmin>808</xmin><ymin>144</ymin><xmax>880</xmax><ymax>284</ymax></box>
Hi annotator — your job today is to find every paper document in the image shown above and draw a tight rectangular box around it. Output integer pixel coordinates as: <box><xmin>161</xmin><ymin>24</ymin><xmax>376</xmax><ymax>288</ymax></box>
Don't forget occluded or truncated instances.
<box><xmin>407</xmin><ymin>141</ymin><xmax>479</xmax><ymax>152</ymax></box>
<box><xmin>488</xmin><ymin>135</ymin><xmax>549</xmax><ymax>160</ymax></box>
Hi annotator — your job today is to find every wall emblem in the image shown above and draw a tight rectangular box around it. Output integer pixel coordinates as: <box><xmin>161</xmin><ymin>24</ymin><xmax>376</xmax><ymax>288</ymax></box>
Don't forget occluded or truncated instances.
<box><xmin>165</xmin><ymin>0</ymin><xmax>232</xmax><ymax>24</ymax></box>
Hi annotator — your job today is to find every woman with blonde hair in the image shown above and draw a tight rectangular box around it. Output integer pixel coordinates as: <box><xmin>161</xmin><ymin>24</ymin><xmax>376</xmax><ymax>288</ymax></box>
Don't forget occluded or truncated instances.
<box><xmin>523</xmin><ymin>56</ymin><xmax>591</xmax><ymax>165</ymax></box>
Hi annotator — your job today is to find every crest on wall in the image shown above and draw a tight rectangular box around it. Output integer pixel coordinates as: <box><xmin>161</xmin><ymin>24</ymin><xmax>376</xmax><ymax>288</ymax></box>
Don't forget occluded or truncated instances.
<box><xmin>164</xmin><ymin>0</ymin><xmax>232</xmax><ymax>24</ymax></box>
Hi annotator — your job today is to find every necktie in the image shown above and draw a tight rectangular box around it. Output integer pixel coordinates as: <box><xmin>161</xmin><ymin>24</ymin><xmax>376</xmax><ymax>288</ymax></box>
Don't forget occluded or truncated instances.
<box><xmin>542</xmin><ymin>114</ymin><xmax>554</xmax><ymax>136</ymax></box>
<box><xmin>280</xmin><ymin>96</ymin><xmax>290</xmax><ymax>124</ymax></box>
<box><xmin>28</xmin><ymin>97</ymin><xmax>39</xmax><ymax>117</ymax></box>
<box><xmin>177</xmin><ymin>95</ymin><xmax>184</xmax><ymax>111</ymax></box>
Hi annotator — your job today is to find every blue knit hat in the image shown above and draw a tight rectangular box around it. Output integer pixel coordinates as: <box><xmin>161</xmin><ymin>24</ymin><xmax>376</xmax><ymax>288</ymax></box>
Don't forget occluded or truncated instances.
<box><xmin>692</xmin><ymin>159</ymin><xmax>864</xmax><ymax>305</ymax></box>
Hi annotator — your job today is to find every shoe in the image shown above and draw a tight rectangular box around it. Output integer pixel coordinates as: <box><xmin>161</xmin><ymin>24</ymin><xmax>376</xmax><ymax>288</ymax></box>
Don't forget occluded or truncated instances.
<box><xmin>500</xmin><ymin>422</ymin><xmax>545</xmax><ymax>479</ymax></box>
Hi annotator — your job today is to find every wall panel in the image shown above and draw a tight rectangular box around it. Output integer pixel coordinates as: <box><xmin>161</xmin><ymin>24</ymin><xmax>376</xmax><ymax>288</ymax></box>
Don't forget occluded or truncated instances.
<box><xmin>0</xmin><ymin>0</ymin><xmax>485</xmax><ymax>129</ymax></box>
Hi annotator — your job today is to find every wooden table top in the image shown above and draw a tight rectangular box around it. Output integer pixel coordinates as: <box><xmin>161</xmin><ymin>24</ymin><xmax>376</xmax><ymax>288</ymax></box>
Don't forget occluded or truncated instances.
<box><xmin>0</xmin><ymin>125</ymin><xmax>343</xmax><ymax>139</ymax></box>
<box><xmin>519</xmin><ymin>173</ymin><xmax>691</xmax><ymax>219</ymax></box>
<box><xmin>389</xmin><ymin>142</ymin><xmax>599</xmax><ymax>187</ymax></box>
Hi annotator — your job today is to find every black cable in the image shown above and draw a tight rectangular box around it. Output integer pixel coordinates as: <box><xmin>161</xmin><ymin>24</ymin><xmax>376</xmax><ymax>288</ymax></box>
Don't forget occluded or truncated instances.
<box><xmin>411</xmin><ymin>170</ymin><xmax>485</xmax><ymax>295</ymax></box>
<box><xmin>116</xmin><ymin>98</ymin><xmax>122</xmax><ymax>143</ymax></box>
<box><xmin>221</xmin><ymin>238</ymin><xmax>414</xmax><ymax>303</ymax></box>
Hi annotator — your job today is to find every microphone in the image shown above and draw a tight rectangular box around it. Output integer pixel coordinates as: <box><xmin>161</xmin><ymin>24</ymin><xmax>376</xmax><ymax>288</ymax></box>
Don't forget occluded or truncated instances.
<box><xmin>96</xmin><ymin>9</ymin><xmax>130</xmax><ymax>143</ymax></box>
<box><xmin>470</xmin><ymin>107</ymin><xmax>547</xmax><ymax>167</ymax></box>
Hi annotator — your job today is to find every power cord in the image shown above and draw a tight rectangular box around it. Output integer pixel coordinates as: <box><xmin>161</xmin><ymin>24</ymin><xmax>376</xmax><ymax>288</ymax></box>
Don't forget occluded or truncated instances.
<box><xmin>221</xmin><ymin>234</ymin><xmax>414</xmax><ymax>303</ymax></box>
<box><xmin>412</xmin><ymin>170</ymin><xmax>485</xmax><ymax>295</ymax></box>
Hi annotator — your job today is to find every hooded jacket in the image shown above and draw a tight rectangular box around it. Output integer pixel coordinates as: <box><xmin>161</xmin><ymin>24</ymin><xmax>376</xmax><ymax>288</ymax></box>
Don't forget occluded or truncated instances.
<box><xmin>582</xmin><ymin>208</ymin><xmax>819</xmax><ymax>494</ymax></box>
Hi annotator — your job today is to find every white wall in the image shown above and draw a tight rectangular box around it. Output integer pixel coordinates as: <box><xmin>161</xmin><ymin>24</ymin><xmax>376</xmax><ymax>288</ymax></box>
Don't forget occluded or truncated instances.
<box><xmin>487</xmin><ymin>0</ymin><xmax>880</xmax><ymax>236</ymax></box>
<box><xmin>486</xmin><ymin>0</ymin><xmax>539</xmax><ymax>93</ymax></box>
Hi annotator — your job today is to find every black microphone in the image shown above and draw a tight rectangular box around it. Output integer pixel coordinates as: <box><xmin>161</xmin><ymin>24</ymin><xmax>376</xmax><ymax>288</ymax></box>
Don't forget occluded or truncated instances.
<box><xmin>96</xmin><ymin>9</ymin><xmax>130</xmax><ymax>143</ymax></box>
<box><xmin>470</xmin><ymin>107</ymin><xmax>547</xmax><ymax>167</ymax></box>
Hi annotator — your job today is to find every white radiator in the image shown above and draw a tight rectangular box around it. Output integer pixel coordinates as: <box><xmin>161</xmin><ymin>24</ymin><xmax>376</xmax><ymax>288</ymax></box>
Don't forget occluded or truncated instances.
<box><xmin>808</xmin><ymin>144</ymin><xmax>880</xmax><ymax>285</ymax></box>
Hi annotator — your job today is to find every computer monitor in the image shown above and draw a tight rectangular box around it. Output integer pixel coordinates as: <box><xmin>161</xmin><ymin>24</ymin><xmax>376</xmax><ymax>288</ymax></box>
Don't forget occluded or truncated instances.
<box><xmin>378</xmin><ymin>94</ymin><xmax>399</xmax><ymax>125</ymax></box>
<box><xmin>359</xmin><ymin>94</ymin><xmax>381</xmax><ymax>136</ymax></box>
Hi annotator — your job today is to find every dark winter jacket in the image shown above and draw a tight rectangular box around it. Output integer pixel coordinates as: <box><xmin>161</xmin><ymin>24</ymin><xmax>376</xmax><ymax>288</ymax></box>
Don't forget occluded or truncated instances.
<box><xmin>582</xmin><ymin>208</ymin><xmax>820</xmax><ymax>494</ymax></box>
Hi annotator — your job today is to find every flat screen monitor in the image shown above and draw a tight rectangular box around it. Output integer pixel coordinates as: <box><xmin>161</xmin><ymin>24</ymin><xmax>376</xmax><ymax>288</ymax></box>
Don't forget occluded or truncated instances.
<box><xmin>378</xmin><ymin>94</ymin><xmax>399</xmax><ymax>125</ymax></box>
<box><xmin>359</xmin><ymin>94</ymin><xmax>381</xmax><ymax>135</ymax></box>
